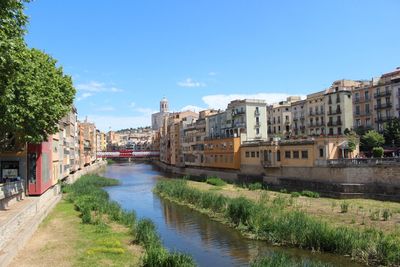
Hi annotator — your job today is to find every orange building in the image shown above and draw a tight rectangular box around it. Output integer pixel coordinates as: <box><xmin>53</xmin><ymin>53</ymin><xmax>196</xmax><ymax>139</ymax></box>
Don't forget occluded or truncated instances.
<box><xmin>204</xmin><ymin>137</ymin><xmax>241</xmax><ymax>170</ymax></box>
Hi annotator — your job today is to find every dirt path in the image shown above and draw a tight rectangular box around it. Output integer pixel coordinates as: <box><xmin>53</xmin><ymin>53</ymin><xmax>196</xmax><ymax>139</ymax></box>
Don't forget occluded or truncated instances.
<box><xmin>9</xmin><ymin>201</ymin><xmax>79</xmax><ymax>267</ymax></box>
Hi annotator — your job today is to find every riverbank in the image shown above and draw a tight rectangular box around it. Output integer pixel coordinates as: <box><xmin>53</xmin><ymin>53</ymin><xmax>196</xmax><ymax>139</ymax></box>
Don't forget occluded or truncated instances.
<box><xmin>154</xmin><ymin>179</ymin><xmax>400</xmax><ymax>266</ymax></box>
<box><xmin>9</xmin><ymin>199</ymin><xmax>143</xmax><ymax>267</ymax></box>
<box><xmin>10</xmin><ymin>174</ymin><xmax>195</xmax><ymax>267</ymax></box>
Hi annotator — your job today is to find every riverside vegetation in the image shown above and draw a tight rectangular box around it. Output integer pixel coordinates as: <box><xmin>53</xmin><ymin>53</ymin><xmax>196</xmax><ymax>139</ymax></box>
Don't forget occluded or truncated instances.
<box><xmin>63</xmin><ymin>174</ymin><xmax>195</xmax><ymax>267</ymax></box>
<box><xmin>154</xmin><ymin>179</ymin><xmax>400</xmax><ymax>266</ymax></box>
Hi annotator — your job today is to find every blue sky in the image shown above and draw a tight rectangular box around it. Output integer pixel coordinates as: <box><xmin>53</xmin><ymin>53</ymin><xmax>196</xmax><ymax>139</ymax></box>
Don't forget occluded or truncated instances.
<box><xmin>25</xmin><ymin>0</ymin><xmax>400</xmax><ymax>131</ymax></box>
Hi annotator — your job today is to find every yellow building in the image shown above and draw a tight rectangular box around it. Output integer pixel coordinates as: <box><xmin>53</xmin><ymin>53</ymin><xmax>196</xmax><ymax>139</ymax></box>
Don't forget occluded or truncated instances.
<box><xmin>204</xmin><ymin>137</ymin><xmax>241</xmax><ymax>170</ymax></box>
<box><xmin>241</xmin><ymin>136</ymin><xmax>359</xmax><ymax>173</ymax></box>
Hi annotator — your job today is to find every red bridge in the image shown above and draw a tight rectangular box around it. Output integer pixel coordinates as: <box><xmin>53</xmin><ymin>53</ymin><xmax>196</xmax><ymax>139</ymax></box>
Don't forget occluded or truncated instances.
<box><xmin>97</xmin><ymin>150</ymin><xmax>160</xmax><ymax>158</ymax></box>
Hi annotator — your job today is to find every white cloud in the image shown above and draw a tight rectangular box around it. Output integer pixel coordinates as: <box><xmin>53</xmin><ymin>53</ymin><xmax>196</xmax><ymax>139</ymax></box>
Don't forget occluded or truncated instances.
<box><xmin>95</xmin><ymin>106</ymin><xmax>115</xmax><ymax>112</ymax></box>
<box><xmin>76</xmin><ymin>81</ymin><xmax>124</xmax><ymax>93</ymax></box>
<box><xmin>80</xmin><ymin>114</ymin><xmax>151</xmax><ymax>132</ymax></box>
<box><xmin>181</xmin><ymin>105</ymin><xmax>205</xmax><ymax>113</ymax></box>
<box><xmin>202</xmin><ymin>93</ymin><xmax>306</xmax><ymax>110</ymax></box>
<box><xmin>136</xmin><ymin>107</ymin><xmax>157</xmax><ymax>115</ymax></box>
<box><xmin>208</xmin><ymin>72</ymin><xmax>217</xmax><ymax>76</ymax></box>
<box><xmin>177</xmin><ymin>78</ymin><xmax>206</xmax><ymax>88</ymax></box>
<box><xmin>76</xmin><ymin>92</ymin><xmax>93</xmax><ymax>101</ymax></box>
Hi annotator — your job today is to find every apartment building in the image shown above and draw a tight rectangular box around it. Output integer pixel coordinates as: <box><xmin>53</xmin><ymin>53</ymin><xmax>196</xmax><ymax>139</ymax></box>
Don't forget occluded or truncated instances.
<box><xmin>79</xmin><ymin>120</ymin><xmax>97</xmax><ymax>167</ymax></box>
<box><xmin>291</xmin><ymin>99</ymin><xmax>307</xmax><ymax>137</ymax></box>
<box><xmin>159</xmin><ymin>110</ymin><xmax>198</xmax><ymax>166</ymax></box>
<box><xmin>181</xmin><ymin>110</ymin><xmax>218</xmax><ymax>167</ymax></box>
<box><xmin>306</xmin><ymin>91</ymin><xmax>325</xmax><ymax>136</ymax></box>
<box><xmin>352</xmin><ymin>81</ymin><xmax>373</xmax><ymax>130</ymax></box>
<box><xmin>268</xmin><ymin>96</ymin><xmax>301</xmax><ymax>138</ymax></box>
<box><xmin>225</xmin><ymin>99</ymin><xmax>268</xmax><ymax>142</ymax></box>
<box><xmin>325</xmin><ymin>80</ymin><xmax>356</xmax><ymax>136</ymax></box>
<box><xmin>241</xmin><ymin>136</ymin><xmax>359</xmax><ymax>173</ymax></box>
<box><xmin>372</xmin><ymin>68</ymin><xmax>400</xmax><ymax>132</ymax></box>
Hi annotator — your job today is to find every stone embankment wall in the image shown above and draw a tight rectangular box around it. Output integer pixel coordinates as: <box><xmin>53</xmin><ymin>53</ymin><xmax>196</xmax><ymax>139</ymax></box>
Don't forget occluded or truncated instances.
<box><xmin>0</xmin><ymin>160</ymin><xmax>107</xmax><ymax>267</ymax></box>
<box><xmin>154</xmin><ymin>160</ymin><xmax>400</xmax><ymax>201</ymax></box>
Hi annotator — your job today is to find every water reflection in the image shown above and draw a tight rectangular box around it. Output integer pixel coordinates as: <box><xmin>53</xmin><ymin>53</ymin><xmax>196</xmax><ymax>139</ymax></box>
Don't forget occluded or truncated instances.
<box><xmin>102</xmin><ymin>162</ymin><xmax>363</xmax><ymax>267</ymax></box>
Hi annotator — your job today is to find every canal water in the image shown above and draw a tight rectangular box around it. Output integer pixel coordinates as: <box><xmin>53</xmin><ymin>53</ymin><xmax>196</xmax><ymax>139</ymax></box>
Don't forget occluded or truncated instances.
<box><xmin>101</xmin><ymin>162</ymin><xmax>362</xmax><ymax>267</ymax></box>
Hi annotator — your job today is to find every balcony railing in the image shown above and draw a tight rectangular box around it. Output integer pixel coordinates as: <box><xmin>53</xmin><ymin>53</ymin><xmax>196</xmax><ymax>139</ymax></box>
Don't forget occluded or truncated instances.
<box><xmin>375</xmin><ymin>116</ymin><xmax>393</xmax><ymax>123</ymax></box>
<box><xmin>328</xmin><ymin>109</ymin><xmax>342</xmax><ymax>115</ymax></box>
<box><xmin>254</xmin><ymin>110</ymin><xmax>260</xmax><ymax>116</ymax></box>
<box><xmin>324</xmin><ymin>158</ymin><xmax>400</xmax><ymax>167</ymax></box>
<box><xmin>354</xmin><ymin>111</ymin><xmax>371</xmax><ymax>116</ymax></box>
<box><xmin>327</xmin><ymin>121</ymin><xmax>342</xmax><ymax>126</ymax></box>
<box><xmin>374</xmin><ymin>91</ymin><xmax>392</xmax><ymax>98</ymax></box>
<box><xmin>374</xmin><ymin>102</ymin><xmax>392</xmax><ymax>110</ymax></box>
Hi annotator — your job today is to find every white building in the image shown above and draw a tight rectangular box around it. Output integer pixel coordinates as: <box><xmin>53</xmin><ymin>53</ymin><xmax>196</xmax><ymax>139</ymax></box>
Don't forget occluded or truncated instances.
<box><xmin>151</xmin><ymin>97</ymin><xmax>170</xmax><ymax>131</ymax></box>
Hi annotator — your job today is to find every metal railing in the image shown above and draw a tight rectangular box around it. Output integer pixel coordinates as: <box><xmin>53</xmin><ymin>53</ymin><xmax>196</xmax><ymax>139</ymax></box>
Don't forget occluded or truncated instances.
<box><xmin>325</xmin><ymin>158</ymin><xmax>400</xmax><ymax>167</ymax></box>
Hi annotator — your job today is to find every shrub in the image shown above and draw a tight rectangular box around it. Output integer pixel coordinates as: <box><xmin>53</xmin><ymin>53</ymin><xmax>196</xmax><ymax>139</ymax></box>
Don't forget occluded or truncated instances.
<box><xmin>280</xmin><ymin>188</ymin><xmax>288</xmax><ymax>194</ymax></box>
<box><xmin>383</xmin><ymin>209</ymin><xmax>392</xmax><ymax>221</ymax></box>
<box><xmin>251</xmin><ymin>252</ymin><xmax>332</xmax><ymax>267</ymax></box>
<box><xmin>301</xmin><ymin>190</ymin><xmax>320</xmax><ymax>198</ymax></box>
<box><xmin>226</xmin><ymin>197</ymin><xmax>253</xmax><ymax>226</ymax></box>
<box><xmin>370</xmin><ymin>210</ymin><xmax>380</xmax><ymax>221</ymax></box>
<box><xmin>291</xmin><ymin>192</ymin><xmax>301</xmax><ymax>198</ymax></box>
<box><xmin>206</xmin><ymin>177</ymin><xmax>226</xmax><ymax>186</ymax></box>
<box><xmin>248</xmin><ymin>182</ymin><xmax>263</xmax><ymax>191</ymax></box>
<box><xmin>372</xmin><ymin>147</ymin><xmax>384</xmax><ymax>158</ymax></box>
<box><xmin>340</xmin><ymin>202</ymin><xmax>349</xmax><ymax>213</ymax></box>
<box><xmin>135</xmin><ymin>218</ymin><xmax>161</xmax><ymax>249</ymax></box>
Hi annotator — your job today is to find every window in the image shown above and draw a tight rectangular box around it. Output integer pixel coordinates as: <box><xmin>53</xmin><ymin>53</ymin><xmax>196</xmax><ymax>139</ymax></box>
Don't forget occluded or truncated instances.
<box><xmin>256</xmin><ymin>128</ymin><xmax>260</xmax><ymax>135</ymax></box>
<box><xmin>301</xmin><ymin>150</ymin><xmax>308</xmax><ymax>159</ymax></box>
<box><xmin>355</xmin><ymin>106</ymin><xmax>360</xmax><ymax>115</ymax></box>
<box><xmin>256</xmin><ymin>151</ymin><xmax>259</xmax><ymax>158</ymax></box>
<box><xmin>277</xmin><ymin>150</ymin><xmax>281</xmax><ymax>161</ymax></box>
<box><xmin>285</xmin><ymin>151</ymin><xmax>291</xmax><ymax>158</ymax></box>
<box><xmin>245</xmin><ymin>151</ymin><xmax>250</xmax><ymax>158</ymax></box>
<box><xmin>293</xmin><ymin>151</ymin><xmax>299</xmax><ymax>159</ymax></box>
<box><xmin>365</xmin><ymin>91</ymin><xmax>369</xmax><ymax>100</ymax></box>
<box><xmin>251</xmin><ymin>151</ymin><xmax>256</xmax><ymax>158</ymax></box>
<box><xmin>365</xmin><ymin>103</ymin><xmax>370</xmax><ymax>114</ymax></box>
<box><xmin>319</xmin><ymin>148</ymin><xmax>324</xmax><ymax>158</ymax></box>
<box><xmin>338</xmin><ymin>127</ymin><xmax>342</xmax><ymax>135</ymax></box>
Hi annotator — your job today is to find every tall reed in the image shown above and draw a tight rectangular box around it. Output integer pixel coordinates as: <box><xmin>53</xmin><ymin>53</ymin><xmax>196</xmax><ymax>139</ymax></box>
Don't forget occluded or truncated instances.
<box><xmin>154</xmin><ymin>179</ymin><xmax>400</xmax><ymax>266</ymax></box>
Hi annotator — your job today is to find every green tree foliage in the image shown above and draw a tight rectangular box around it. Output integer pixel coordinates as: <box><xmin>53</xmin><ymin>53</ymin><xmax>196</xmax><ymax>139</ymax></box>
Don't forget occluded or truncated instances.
<box><xmin>372</xmin><ymin>147</ymin><xmax>384</xmax><ymax>158</ymax></box>
<box><xmin>345</xmin><ymin>130</ymin><xmax>358</xmax><ymax>152</ymax></box>
<box><xmin>0</xmin><ymin>1</ymin><xmax>76</xmax><ymax>147</ymax></box>
<box><xmin>383</xmin><ymin>118</ymin><xmax>400</xmax><ymax>147</ymax></box>
<box><xmin>1</xmin><ymin>48</ymin><xmax>76</xmax><ymax>144</ymax></box>
<box><xmin>361</xmin><ymin>130</ymin><xmax>385</xmax><ymax>152</ymax></box>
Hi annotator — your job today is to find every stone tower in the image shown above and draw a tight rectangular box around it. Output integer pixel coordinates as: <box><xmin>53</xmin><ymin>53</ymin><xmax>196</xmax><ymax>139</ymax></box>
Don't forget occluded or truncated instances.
<box><xmin>160</xmin><ymin>97</ymin><xmax>169</xmax><ymax>113</ymax></box>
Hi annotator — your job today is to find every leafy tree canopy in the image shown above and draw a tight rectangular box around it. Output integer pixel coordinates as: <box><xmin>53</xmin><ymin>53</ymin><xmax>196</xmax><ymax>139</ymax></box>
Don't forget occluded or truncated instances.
<box><xmin>361</xmin><ymin>130</ymin><xmax>385</xmax><ymax>151</ymax></box>
<box><xmin>0</xmin><ymin>1</ymin><xmax>76</xmax><ymax>147</ymax></box>
<box><xmin>383</xmin><ymin>118</ymin><xmax>400</xmax><ymax>147</ymax></box>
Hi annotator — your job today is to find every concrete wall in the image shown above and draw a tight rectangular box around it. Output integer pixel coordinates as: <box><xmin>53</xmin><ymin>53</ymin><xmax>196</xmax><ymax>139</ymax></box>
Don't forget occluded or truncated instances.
<box><xmin>0</xmin><ymin>160</ymin><xmax>107</xmax><ymax>267</ymax></box>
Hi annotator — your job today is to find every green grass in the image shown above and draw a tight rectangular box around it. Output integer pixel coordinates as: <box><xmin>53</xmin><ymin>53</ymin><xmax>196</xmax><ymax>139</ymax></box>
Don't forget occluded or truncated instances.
<box><xmin>66</xmin><ymin>174</ymin><xmax>195</xmax><ymax>267</ymax></box>
<box><xmin>251</xmin><ymin>252</ymin><xmax>332</xmax><ymax>267</ymax></box>
<box><xmin>107</xmin><ymin>159</ymin><xmax>116</xmax><ymax>164</ymax></box>
<box><xmin>206</xmin><ymin>177</ymin><xmax>227</xmax><ymax>186</ymax></box>
<box><xmin>154</xmin><ymin>179</ymin><xmax>400</xmax><ymax>266</ymax></box>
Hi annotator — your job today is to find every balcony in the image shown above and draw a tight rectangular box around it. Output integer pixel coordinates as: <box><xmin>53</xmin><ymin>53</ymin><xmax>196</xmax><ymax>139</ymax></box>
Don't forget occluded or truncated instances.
<box><xmin>353</xmin><ymin>96</ymin><xmax>371</xmax><ymax>103</ymax></box>
<box><xmin>354</xmin><ymin>111</ymin><xmax>371</xmax><ymax>116</ymax></box>
<box><xmin>374</xmin><ymin>91</ymin><xmax>392</xmax><ymax>98</ymax></box>
<box><xmin>254</xmin><ymin>110</ymin><xmax>260</xmax><ymax>116</ymax></box>
<box><xmin>375</xmin><ymin>116</ymin><xmax>393</xmax><ymax>123</ymax></box>
<box><xmin>374</xmin><ymin>102</ymin><xmax>392</xmax><ymax>110</ymax></box>
<box><xmin>327</xmin><ymin>121</ymin><xmax>342</xmax><ymax>126</ymax></box>
<box><xmin>293</xmin><ymin>117</ymin><xmax>299</xmax><ymax>122</ymax></box>
<box><xmin>254</xmin><ymin>122</ymin><xmax>260</xmax><ymax>127</ymax></box>
<box><xmin>309</xmin><ymin>111</ymin><xmax>314</xmax><ymax>116</ymax></box>
<box><xmin>328</xmin><ymin>109</ymin><xmax>342</xmax><ymax>115</ymax></box>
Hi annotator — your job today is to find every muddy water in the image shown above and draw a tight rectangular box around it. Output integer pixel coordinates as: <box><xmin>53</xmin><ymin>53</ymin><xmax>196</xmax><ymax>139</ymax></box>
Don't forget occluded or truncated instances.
<box><xmin>102</xmin><ymin>162</ymin><xmax>363</xmax><ymax>267</ymax></box>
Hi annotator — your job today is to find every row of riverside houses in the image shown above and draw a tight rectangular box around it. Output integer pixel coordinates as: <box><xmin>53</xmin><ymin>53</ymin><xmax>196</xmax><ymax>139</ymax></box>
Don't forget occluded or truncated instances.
<box><xmin>0</xmin><ymin>107</ymin><xmax>108</xmax><ymax>206</ymax></box>
<box><xmin>154</xmin><ymin>67</ymin><xmax>400</xmax><ymax>172</ymax></box>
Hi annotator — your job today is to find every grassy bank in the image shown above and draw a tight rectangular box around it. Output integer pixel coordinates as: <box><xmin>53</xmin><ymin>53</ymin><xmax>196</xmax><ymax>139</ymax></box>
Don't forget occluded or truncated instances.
<box><xmin>251</xmin><ymin>252</ymin><xmax>332</xmax><ymax>267</ymax></box>
<box><xmin>63</xmin><ymin>174</ymin><xmax>195</xmax><ymax>267</ymax></box>
<box><xmin>154</xmin><ymin>179</ymin><xmax>400</xmax><ymax>266</ymax></box>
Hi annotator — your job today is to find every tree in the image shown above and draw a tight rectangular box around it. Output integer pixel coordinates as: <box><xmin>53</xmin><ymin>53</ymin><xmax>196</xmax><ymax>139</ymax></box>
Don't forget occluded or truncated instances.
<box><xmin>0</xmin><ymin>48</ymin><xmax>76</xmax><ymax>146</ymax></box>
<box><xmin>0</xmin><ymin>1</ymin><xmax>76</xmax><ymax>148</ymax></box>
<box><xmin>372</xmin><ymin>147</ymin><xmax>384</xmax><ymax>158</ymax></box>
<box><xmin>345</xmin><ymin>131</ymin><xmax>358</xmax><ymax>153</ymax></box>
<box><xmin>383</xmin><ymin>118</ymin><xmax>400</xmax><ymax>147</ymax></box>
<box><xmin>361</xmin><ymin>130</ymin><xmax>385</xmax><ymax>152</ymax></box>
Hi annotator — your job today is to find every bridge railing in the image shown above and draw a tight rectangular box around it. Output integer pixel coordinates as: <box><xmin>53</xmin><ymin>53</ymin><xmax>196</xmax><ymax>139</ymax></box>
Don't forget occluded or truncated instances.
<box><xmin>97</xmin><ymin>151</ymin><xmax>160</xmax><ymax>158</ymax></box>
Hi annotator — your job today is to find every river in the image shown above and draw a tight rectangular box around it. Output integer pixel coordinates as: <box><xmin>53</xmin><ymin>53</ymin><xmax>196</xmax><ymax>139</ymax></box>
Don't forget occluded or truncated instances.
<box><xmin>101</xmin><ymin>162</ymin><xmax>362</xmax><ymax>267</ymax></box>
